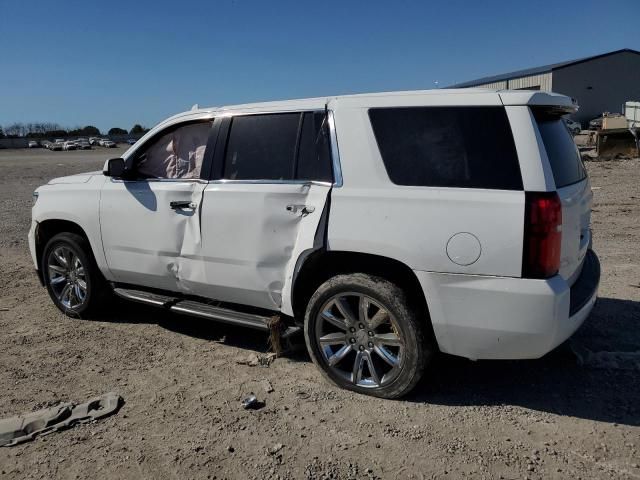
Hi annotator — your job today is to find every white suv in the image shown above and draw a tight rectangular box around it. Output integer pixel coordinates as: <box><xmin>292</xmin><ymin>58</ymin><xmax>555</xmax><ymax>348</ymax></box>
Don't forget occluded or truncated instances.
<box><xmin>29</xmin><ymin>89</ymin><xmax>600</xmax><ymax>398</ymax></box>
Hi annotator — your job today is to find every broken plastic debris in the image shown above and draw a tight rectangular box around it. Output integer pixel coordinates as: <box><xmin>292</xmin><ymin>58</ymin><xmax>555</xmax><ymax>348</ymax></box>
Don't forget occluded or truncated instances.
<box><xmin>0</xmin><ymin>392</ymin><xmax>123</xmax><ymax>447</ymax></box>
<box><xmin>241</xmin><ymin>395</ymin><xmax>265</xmax><ymax>410</ymax></box>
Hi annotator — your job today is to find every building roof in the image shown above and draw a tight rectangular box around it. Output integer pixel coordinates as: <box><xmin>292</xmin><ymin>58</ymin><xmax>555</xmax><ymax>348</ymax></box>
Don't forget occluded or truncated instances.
<box><xmin>451</xmin><ymin>48</ymin><xmax>640</xmax><ymax>88</ymax></box>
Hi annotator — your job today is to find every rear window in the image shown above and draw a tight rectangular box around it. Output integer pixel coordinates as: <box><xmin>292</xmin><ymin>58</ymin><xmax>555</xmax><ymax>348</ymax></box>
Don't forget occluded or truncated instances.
<box><xmin>534</xmin><ymin>110</ymin><xmax>586</xmax><ymax>188</ymax></box>
<box><xmin>224</xmin><ymin>113</ymin><xmax>300</xmax><ymax>181</ymax></box>
<box><xmin>221</xmin><ymin>112</ymin><xmax>333</xmax><ymax>182</ymax></box>
<box><xmin>296</xmin><ymin>111</ymin><xmax>333</xmax><ymax>183</ymax></box>
<box><xmin>368</xmin><ymin>107</ymin><xmax>523</xmax><ymax>190</ymax></box>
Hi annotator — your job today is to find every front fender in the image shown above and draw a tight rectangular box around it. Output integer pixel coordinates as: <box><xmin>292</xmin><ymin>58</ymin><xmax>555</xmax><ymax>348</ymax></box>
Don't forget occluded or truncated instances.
<box><xmin>31</xmin><ymin>176</ymin><xmax>111</xmax><ymax>280</ymax></box>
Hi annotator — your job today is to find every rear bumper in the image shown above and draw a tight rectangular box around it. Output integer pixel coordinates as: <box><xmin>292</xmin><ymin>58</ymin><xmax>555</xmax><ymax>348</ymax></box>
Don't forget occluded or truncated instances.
<box><xmin>415</xmin><ymin>249</ymin><xmax>600</xmax><ymax>360</ymax></box>
<box><xmin>569</xmin><ymin>249</ymin><xmax>600</xmax><ymax>316</ymax></box>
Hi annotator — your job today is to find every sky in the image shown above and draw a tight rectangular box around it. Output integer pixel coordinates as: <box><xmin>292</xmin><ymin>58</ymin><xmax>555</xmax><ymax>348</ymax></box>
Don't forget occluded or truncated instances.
<box><xmin>1</xmin><ymin>0</ymin><xmax>638</xmax><ymax>133</ymax></box>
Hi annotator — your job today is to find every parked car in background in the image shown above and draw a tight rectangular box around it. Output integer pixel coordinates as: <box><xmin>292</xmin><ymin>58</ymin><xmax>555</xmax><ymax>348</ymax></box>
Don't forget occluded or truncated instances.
<box><xmin>76</xmin><ymin>140</ymin><xmax>92</xmax><ymax>150</ymax></box>
<box><xmin>589</xmin><ymin>116</ymin><xmax>603</xmax><ymax>130</ymax></box>
<box><xmin>63</xmin><ymin>141</ymin><xmax>77</xmax><ymax>151</ymax></box>
<box><xmin>89</xmin><ymin>137</ymin><xmax>99</xmax><ymax>145</ymax></box>
<box><xmin>564</xmin><ymin>118</ymin><xmax>581</xmax><ymax>135</ymax></box>
<box><xmin>28</xmin><ymin>140</ymin><xmax>39</xmax><ymax>148</ymax></box>
<box><xmin>126</xmin><ymin>138</ymin><xmax>137</xmax><ymax>145</ymax></box>
<box><xmin>103</xmin><ymin>140</ymin><xmax>116</xmax><ymax>148</ymax></box>
<box><xmin>55</xmin><ymin>138</ymin><xmax>65</xmax><ymax>144</ymax></box>
<box><xmin>49</xmin><ymin>142</ymin><xmax>63</xmax><ymax>151</ymax></box>
<box><xmin>29</xmin><ymin>89</ymin><xmax>599</xmax><ymax>399</ymax></box>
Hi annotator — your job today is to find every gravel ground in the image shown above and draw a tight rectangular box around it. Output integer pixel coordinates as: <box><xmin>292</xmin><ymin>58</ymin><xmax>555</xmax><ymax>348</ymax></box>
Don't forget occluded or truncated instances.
<box><xmin>0</xmin><ymin>148</ymin><xmax>638</xmax><ymax>480</ymax></box>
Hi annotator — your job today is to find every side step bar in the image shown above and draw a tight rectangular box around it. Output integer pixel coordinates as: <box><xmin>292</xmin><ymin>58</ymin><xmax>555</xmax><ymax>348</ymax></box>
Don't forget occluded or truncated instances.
<box><xmin>171</xmin><ymin>300</ymin><xmax>271</xmax><ymax>331</ymax></box>
<box><xmin>113</xmin><ymin>288</ymin><xmax>176</xmax><ymax>307</ymax></box>
<box><xmin>113</xmin><ymin>287</ymin><xmax>300</xmax><ymax>338</ymax></box>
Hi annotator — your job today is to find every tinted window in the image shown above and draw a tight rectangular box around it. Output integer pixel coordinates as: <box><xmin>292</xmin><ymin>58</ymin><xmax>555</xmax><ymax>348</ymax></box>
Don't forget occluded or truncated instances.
<box><xmin>369</xmin><ymin>107</ymin><xmax>523</xmax><ymax>190</ymax></box>
<box><xmin>296</xmin><ymin>112</ymin><xmax>333</xmax><ymax>182</ymax></box>
<box><xmin>534</xmin><ymin>111</ymin><xmax>586</xmax><ymax>188</ymax></box>
<box><xmin>223</xmin><ymin>113</ymin><xmax>299</xmax><ymax>180</ymax></box>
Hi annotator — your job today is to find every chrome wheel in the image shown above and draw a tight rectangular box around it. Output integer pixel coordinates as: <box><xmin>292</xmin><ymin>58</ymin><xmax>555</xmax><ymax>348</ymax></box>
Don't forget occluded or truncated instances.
<box><xmin>47</xmin><ymin>246</ymin><xmax>87</xmax><ymax>310</ymax></box>
<box><xmin>315</xmin><ymin>293</ymin><xmax>404</xmax><ymax>388</ymax></box>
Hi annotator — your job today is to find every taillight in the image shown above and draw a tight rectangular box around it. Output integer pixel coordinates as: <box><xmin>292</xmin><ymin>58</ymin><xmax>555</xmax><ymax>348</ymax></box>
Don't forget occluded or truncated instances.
<box><xmin>522</xmin><ymin>192</ymin><xmax>562</xmax><ymax>278</ymax></box>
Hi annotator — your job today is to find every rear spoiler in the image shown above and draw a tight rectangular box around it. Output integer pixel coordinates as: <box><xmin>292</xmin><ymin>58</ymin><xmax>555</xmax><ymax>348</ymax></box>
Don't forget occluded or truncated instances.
<box><xmin>499</xmin><ymin>91</ymin><xmax>578</xmax><ymax>114</ymax></box>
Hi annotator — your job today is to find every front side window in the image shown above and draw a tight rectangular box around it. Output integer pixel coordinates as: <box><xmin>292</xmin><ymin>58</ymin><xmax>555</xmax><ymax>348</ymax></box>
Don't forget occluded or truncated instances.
<box><xmin>136</xmin><ymin>122</ymin><xmax>211</xmax><ymax>179</ymax></box>
<box><xmin>369</xmin><ymin>107</ymin><xmax>523</xmax><ymax>190</ymax></box>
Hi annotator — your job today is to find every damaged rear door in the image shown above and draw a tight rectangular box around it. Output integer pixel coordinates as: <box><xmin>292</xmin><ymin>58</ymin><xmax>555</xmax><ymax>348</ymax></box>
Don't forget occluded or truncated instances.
<box><xmin>185</xmin><ymin>110</ymin><xmax>334</xmax><ymax>311</ymax></box>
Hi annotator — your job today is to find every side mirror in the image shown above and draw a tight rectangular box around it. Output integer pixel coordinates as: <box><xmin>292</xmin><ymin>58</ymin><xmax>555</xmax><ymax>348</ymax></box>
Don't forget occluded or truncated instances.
<box><xmin>103</xmin><ymin>158</ymin><xmax>126</xmax><ymax>178</ymax></box>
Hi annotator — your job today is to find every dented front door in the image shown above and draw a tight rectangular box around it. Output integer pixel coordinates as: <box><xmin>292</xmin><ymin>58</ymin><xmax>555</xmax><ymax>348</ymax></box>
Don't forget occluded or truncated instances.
<box><xmin>184</xmin><ymin>181</ymin><xmax>331</xmax><ymax>311</ymax></box>
<box><xmin>99</xmin><ymin>178</ymin><xmax>206</xmax><ymax>291</ymax></box>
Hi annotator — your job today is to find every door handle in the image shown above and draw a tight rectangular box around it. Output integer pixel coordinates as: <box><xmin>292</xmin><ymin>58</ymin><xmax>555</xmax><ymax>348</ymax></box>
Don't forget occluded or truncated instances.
<box><xmin>286</xmin><ymin>204</ymin><xmax>315</xmax><ymax>216</ymax></box>
<box><xmin>170</xmin><ymin>200</ymin><xmax>197</xmax><ymax>210</ymax></box>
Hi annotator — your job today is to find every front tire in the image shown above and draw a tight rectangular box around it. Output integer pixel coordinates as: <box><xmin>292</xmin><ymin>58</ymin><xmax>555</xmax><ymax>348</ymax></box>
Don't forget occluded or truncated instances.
<box><xmin>42</xmin><ymin>232</ymin><xmax>108</xmax><ymax>318</ymax></box>
<box><xmin>304</xmin><ymin>273</ymin><xmax>431</xmax><ymax>399</ymax></box>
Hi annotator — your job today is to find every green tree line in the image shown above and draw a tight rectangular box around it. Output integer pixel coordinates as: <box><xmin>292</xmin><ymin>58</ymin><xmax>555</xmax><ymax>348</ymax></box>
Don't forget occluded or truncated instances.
<box><xmin>0</xmin><ymin>123</ymin><xmax>150</xmax><ymax>138</ymax></box>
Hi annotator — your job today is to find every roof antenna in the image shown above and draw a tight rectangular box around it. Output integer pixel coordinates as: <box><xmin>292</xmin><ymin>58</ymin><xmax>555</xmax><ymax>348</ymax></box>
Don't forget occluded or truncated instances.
<box><xmin>191</xmin><ymin>103</ymin><xmax>199</xmax><ymax>111</ymax></box>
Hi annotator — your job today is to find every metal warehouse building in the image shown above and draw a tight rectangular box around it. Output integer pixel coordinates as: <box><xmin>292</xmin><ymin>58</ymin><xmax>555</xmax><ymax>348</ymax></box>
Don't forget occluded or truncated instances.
<box><xmin>452</xmin><ymin>48</ymin><xmax>640</xmax><ymax>127</ymax></box>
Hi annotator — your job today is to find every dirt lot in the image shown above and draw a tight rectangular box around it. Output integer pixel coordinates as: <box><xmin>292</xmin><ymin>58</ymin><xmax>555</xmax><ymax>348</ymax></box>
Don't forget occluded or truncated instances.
<box><xmin>0</xmin><ymin>148</ymin><xmax>638</xmax><ymax>480</ymax></box>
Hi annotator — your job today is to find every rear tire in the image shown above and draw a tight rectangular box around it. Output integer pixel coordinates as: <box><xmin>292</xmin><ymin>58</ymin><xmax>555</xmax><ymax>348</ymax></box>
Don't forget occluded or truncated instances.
<box><xmin>304</xmin><ymin>273</ymin><xmax>432</xmax><ymax>399</ymax></box>
<box><xmin>42</xmin><ymin>232</ymin><xmax>109</xmax><ymax>318</ymax></box>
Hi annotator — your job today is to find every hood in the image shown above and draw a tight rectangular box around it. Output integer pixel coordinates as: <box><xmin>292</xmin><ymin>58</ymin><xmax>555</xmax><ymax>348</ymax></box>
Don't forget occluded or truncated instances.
<box><xmin>47</xmin><ymin>171</ymin><xmax>102</xmax><ymax>185</ymax></box>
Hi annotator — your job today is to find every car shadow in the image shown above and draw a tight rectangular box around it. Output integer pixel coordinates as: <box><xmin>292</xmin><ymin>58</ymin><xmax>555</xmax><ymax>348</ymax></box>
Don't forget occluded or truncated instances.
<box><xmin>408</xmin><ymin>297</ymin><xmax>640</xmax><ymax>427</ymax></box>
<box><xmin>95</xmin><ymin>298</ymin><xmax>274</xmax><ymax>353</ymax></box>
<box><xmin>95</xmin><ymin>296</ymin><xmax>639</xmax><ymax>426</ymax></box>
<box><xmin>123</xmin><ymin>180</ymin><xmax>157</xmax><ymax>211</ymax></box>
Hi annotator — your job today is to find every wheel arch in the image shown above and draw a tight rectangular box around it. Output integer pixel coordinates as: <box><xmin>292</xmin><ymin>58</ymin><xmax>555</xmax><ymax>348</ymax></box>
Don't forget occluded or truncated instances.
<box><xmin>35</xmin><ymin>219</ymin><xmax>92</xmax><ymax>284</ymax></box>
<box><xmin>292</xmin><ymin>250</ymin><xmax>436</xmax><ymax>345</ymax></box>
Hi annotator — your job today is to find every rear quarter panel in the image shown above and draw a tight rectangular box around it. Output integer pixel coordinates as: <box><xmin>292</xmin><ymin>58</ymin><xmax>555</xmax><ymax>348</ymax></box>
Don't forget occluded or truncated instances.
<box><xmin>327</xmin><ymin>103</ymin><xmax>525</xmax><ymax>277</ymax></box>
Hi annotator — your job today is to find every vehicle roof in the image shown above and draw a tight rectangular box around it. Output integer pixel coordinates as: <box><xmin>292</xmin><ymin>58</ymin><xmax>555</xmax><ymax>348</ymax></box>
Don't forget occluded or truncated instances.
<box><xmin>133</xmin><ymin>88</ymin><xmax>576</xmax><ymax>156</ymax></box>
<box><xmin>180</xmin><ymin>88</ymin><xmax>575</xmax><ymax>117</ymax></box>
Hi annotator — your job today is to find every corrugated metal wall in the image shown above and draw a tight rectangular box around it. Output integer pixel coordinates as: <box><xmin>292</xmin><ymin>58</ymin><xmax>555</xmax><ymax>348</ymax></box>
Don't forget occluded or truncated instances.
<box><xmin>508</xmin><ymin>73</ymin><xmax>552</xmax><ymax>91</ymax></box>
<box><xmin>476</xmin><ymin>80</ymin><xmax>508</xmax><ymax>89</ymax></box>
<box><xmin>473</xmin><ymin>72</ymin><xmax>552</xmax><ymax>91</ymax></box>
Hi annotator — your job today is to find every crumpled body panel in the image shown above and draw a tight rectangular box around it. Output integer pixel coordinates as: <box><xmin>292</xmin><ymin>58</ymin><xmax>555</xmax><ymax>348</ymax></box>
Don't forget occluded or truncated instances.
<box><xmin>100</xmin><ymin>179</ymin><xmax>206</xmax><ymax>292</ymax></box>
<box><xmin>100</xmin><ymin>178</ymin><xmax>330</xmax><ymax>313</ymax></box>
<box><xmin>0</xmin><ymin>392</ymin><xmax>122</xmax><ymax>447</ymax></box>
<box><xmin>184</xmin><ymin>182</ymin><xmax>331</xmax><ymax>311</ymax></box>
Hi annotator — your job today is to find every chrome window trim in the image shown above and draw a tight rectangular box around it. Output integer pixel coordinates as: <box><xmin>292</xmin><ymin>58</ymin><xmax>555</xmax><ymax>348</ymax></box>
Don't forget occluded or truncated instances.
<box><xmin>327</xmin><ymin>110</ymin><xmax>343</xmax><ymax>187</ymax></box>
<box><xmin>209</xmin><ymin>179</ymin><xmax>332</xmax><ymax>187</ymax></box>
<box><xmin>216</xmin><ymin>106</ymin><xmax>324</xmax><ymax>117</ymax></box>
<box><xmin>110</xmin><ymin>178</ymin><xmax>209</xmax><ymax>185</ymax></box>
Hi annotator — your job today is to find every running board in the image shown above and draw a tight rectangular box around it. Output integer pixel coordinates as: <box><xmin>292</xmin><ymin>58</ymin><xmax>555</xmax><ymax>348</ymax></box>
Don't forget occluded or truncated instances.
<box><xmin>170</xmin><ymin>300</ymin><xmax>271</xmax><ymax>331</ymax></box>
<box><xmin>113</xmin><ymin>288</ymin><xmax>176</xmax><ymax>307</ymax></box>
<box><xmin>112</xmin><ymin>287</ymin><xmax>271</xmax><ymax>331</ymax></box>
